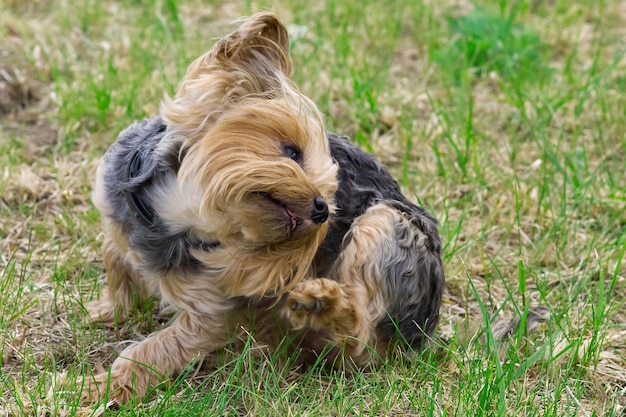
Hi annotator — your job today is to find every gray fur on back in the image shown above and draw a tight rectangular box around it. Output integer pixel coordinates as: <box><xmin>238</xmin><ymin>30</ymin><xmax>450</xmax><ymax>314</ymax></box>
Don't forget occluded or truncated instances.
<box><xmin>98</xmin><ymin>117</ymin><xmax>216</xmax><ymax>274</ymax></box>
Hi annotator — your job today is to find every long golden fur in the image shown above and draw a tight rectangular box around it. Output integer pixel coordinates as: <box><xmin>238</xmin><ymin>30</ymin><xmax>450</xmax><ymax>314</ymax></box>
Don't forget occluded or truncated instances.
<box><xmin>83</xmin><ymin>12</ymin><xmax>445</xmax><ymax>404</ymax></box>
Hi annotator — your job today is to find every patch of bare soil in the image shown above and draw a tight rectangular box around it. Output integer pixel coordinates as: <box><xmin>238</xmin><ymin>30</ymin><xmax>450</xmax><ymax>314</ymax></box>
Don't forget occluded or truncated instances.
<box><xmin>0</xmin><ymin>50</ymin><xmax>58</xmax><ymax>154</ymax></box>
<box><xmin>0</xmin><ymin>63</ymin><xmax>39</xmax><ymax>115</ymax></box>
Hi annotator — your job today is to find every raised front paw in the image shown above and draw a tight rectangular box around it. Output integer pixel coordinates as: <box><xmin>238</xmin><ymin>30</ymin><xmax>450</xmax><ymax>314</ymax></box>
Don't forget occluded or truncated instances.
<box><xmin>284</xmin><ymin>278</ymin><xmax>342</xmax><ymax>329</ymax></box>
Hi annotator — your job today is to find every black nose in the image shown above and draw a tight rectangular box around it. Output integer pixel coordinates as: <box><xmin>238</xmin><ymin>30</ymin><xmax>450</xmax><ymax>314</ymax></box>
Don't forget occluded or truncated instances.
<box><xmin>310</xmin><ymin>197</ymin><xmax>329</xmax><ymax>224</ymax></box>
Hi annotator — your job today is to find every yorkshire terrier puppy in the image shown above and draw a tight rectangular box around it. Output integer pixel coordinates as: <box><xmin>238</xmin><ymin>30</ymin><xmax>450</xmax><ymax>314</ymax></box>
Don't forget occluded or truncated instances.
<box><xmin>83</xmin><ymin>12</ymin><xmax>444</xmax><ymax>404</ymax></box>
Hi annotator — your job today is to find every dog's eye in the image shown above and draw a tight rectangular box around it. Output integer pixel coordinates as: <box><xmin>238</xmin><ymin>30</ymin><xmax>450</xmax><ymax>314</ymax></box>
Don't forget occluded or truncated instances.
<box><xmin>283</xmin><ymin>145</ymin><xmax>303</xmax><ymax>165</ymax></box>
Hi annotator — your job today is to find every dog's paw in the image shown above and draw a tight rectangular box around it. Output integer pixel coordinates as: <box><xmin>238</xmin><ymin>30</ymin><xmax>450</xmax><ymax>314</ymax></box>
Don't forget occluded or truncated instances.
<box><xmin>80</xmin><ymin>370</ymin><xmax>134</xmax><ymax>406</ymax></box>
<box><xmin>284</xmin><ymin>278</ymin><xmax>342</xmax><ymax>329</ymax></box>
<box><xmin>85</xmin><ymin>297</ymin><xmax>127</xmax><ymax>327</ymax></box>
<box><xmin>80</xmin><ymin>361</ymin><xmax>160</xmax><ymax>406</ymax></box>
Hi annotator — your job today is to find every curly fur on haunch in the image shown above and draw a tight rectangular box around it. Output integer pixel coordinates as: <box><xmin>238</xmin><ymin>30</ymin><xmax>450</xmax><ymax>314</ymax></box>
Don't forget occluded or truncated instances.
<box><xmin>82</xmin><ymin>12</ymin><xmax>445</xmax><ymax>405</ymax></box>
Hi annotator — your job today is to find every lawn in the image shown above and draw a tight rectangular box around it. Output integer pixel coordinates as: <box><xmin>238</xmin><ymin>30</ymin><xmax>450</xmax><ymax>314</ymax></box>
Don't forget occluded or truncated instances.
<box><xmin>1</xmin><ymin>0</ymin><xmax>625</xmax><ymax>415</ymax></box>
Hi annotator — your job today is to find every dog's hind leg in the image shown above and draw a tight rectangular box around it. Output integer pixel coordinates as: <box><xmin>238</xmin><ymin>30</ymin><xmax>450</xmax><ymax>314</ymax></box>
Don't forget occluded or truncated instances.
<box><xmin>86</xmin><ymin>226</ymin><xmax>150</xmax><ymax>326</ymax></box>
<box><xmin>283</xmin><ymin>202</ymin><xmax>444</xmax><ymax>365</ymax></box>
<box><xmin>283</xmin><ymin>276</ymin><xmax>373</xmax><ymax>365</ymax></box>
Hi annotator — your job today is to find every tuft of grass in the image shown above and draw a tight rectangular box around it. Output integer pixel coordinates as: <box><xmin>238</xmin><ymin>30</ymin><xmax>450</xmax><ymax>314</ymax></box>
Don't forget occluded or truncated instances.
<box><xmin>433</xmin><ymin>5</ymin><xmax>552</xmax><ymax>85</ymax></box>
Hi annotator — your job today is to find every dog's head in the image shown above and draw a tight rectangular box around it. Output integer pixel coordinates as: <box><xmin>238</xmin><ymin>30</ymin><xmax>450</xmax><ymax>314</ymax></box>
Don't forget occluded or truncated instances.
<box><xmin>159</xmin><ymin>13</ymin><xmax>338</xmax><ymax>296</ymax></box>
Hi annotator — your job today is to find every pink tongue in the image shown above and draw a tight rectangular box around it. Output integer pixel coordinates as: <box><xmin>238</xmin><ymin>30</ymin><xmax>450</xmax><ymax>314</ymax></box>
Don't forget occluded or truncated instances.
<box><xmin>286</xmin><ymin>208</ymin><xmax>297</xmax><ymax>231</ymax></box>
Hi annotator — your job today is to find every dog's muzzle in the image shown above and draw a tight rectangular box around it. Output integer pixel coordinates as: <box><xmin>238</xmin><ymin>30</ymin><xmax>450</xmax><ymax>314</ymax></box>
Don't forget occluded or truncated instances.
<box><xmin>310</xmin><ymin>197</ymin><xmax>329</xmax><ymax>224</ymax></box>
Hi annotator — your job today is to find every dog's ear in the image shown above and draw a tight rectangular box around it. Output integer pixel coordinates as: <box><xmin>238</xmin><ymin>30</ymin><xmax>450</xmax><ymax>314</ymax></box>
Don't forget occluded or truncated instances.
<box><xmin>160</xmin><ymin>13</ymin><xmax>296</xmax><ymax>141</ymax></box>
<box><xmin>212</xmin><ymin>12</ymin><xmax>292</xmax><ymax>76</ymax></box>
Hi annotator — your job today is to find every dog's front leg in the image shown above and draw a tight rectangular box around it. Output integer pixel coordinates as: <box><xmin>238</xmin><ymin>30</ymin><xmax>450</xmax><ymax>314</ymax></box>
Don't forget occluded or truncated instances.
<box><xmin>86</xmin><ymin>232</ymin><xmax>150</xmax><ymax>326</ymax></box>
<box><xmin>82</xmin><ymin>309</ymin><xmax>236</xmax><ymax>404</ymax></box>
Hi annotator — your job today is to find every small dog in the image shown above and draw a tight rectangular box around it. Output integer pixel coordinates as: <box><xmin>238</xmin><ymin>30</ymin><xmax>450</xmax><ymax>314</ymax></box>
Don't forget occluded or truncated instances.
<box><xmin>83</xmin><ymin>12</ymin><xmax>444</xmax><ymax>404</ymax></box>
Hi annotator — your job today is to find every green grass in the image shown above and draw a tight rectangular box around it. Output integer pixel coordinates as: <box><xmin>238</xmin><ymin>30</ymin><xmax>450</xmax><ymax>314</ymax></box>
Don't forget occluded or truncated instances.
<box><xmin>433</xmin><ymin>5</ymin><xmax>553</xmax><ymax>85</ymax></box>
<box><xmin>1</xmin><ymin>0</ymin><xmax>625</xmax><ymax>415</ymax></box>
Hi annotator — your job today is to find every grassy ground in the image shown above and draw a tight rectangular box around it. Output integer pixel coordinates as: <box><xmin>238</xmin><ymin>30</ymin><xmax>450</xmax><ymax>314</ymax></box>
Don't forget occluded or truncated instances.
<box><xmin>1</xmin><ymin>0</ymin><xmax>625</xmax><ymax>415</ymax></box>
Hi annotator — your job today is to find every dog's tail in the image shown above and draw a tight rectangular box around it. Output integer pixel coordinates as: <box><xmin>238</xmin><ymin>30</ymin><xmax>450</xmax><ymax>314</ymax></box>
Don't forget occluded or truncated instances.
<box><xmin>489</xmin><ymin>306</ymin><xmax>550</xmax><ymax>340</ymax></box>
<box><xmin>440</xmin><ymin>305</ymin><xmax>550</xmax><ymax>354</ymax></box>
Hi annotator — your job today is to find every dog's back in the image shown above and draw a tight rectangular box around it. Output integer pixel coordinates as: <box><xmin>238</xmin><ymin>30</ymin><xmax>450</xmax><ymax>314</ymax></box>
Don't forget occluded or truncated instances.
<box><xmin>314</xmin><ymin>133</ymin><xmax>445</xmax><ymax>352</ymax></box>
